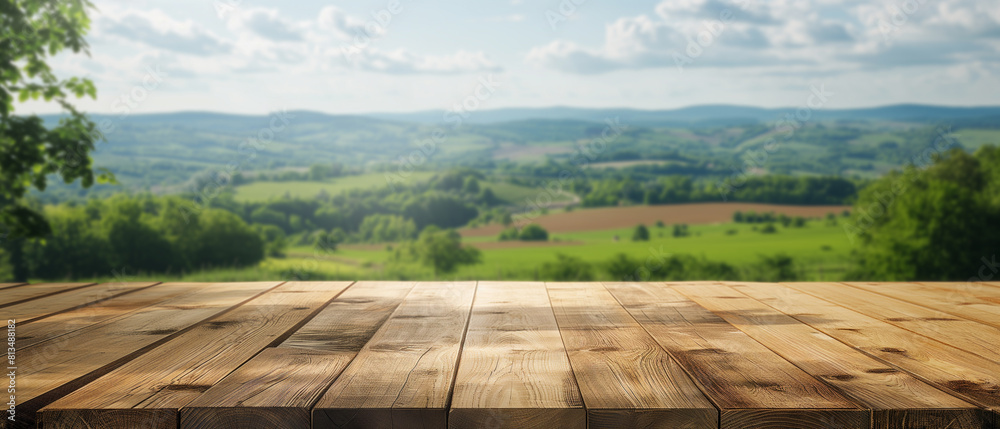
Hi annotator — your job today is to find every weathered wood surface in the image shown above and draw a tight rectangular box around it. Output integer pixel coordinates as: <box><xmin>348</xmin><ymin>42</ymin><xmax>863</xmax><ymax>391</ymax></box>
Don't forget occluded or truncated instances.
<box><xmin>180</xmin><ymin>281</ymin><xmax>414</xmax><ymax>429</ymax></box>
<box><xmin>678</xmin><ymin>282</ymin><xmax>981</xmax><ymax>429</ymax></box>
<box><xmin>312</xmin><ymin>282</ymin><xmax>477</xmax><ymax>429</ymax></box>
<box><xmin>0</xmin><ymin>281</ymin><xmax>995</xmax><ymax>429</ymax></box>
<box><xmin>3</xmin><ymin>282</ymin><xmax>157</xmax><ymax>324</ymax></box>
<box><xmin>38</xmin><ymin>281</ymin><xmax>348</xmax><ymax>429</ymax></box>
<box><xmin>0</xmin><ymin>282</ymin><xmax>95</xmax><ymax>307</ymax></box>
<box><xmin>8</xmin><ymin>282</ymin><xmax>281</xmax><ymax>429</ymax></box>
<box><xmin>450</xmin><ymin>282</ymin><xmax>584</xmax><ymax>429</ymax></box>
<box><xmin>606</xmin><ymin>282</ymin><xmax>868</xmax><ymax>429</ymax></box>
<box><xmin>547</xmin><ymin>282</ymin><xmax>718</xmax><ymax>428</ymax></box>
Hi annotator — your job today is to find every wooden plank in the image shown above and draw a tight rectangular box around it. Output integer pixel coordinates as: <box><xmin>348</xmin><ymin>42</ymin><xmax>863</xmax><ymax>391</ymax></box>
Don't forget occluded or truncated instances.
<box><xmin>607</xmin><ymin>282</ymin><xmax>868</xmax><ymax>429</ymax></box>
<box><xmin>15</xmin><ymin>282</ymin><xmax>219</xmax><ymax>350</ymax></box>
<box><xmin>0</xmin><ymin>283</ymin><xmax>26</xmax><ymax>290</ymax></box>
<box><xmin>673</xmin><ymin>282</ymin><xmax>981</xmax><ymax>429</ymax></box>
<box><xmin>281</xmin><ymin>281</ymin><xmax>417</xmax><ymax>352</ymax></box>
<box><xmin>546</xmin><ymin>282</ymin><xmax>718</xmax><ymax>429</ymax></box>
<box><xmin>180</xmin><ymin>281</ymin><xmax>415</xmax><ymax>429</ymax></box>
<box><xmin>39</xmin><ymin>281</ymin><xmax>349</xmax><ymax>429</ymax></box>
<box><xmin>0</xmin><ymin>282</ymin><xmax>95</xmax><ymax>307</ymax></box>
<box><xmin>312</xmin><ymin>281</ymin><xmax>477</xmax><ymax>429</ymax></box>
<box><xmin>5</xmin><ymin>282</ymin><xmax>280</xmax><ymax>429</ymax></box>
<box><xmin>450</xmin><ymin>281</ymin><xmax>585</xmax><ymax>429</ymax></box>
<box><xmin>786</xmin><ymin>282</ymin><xmax>1000</xmax><ymax>364</ymax></box>
<box><xmin>842</xmin><ymin>282</ymin><xmax>1000</xmax><ymax>329</ymax></box>
<box><xmin>733</xmin><ymin>282</ymin><xmax>1000</xmax><ymax>424</ymax></box>
<box><xmin>2</xmin><ymin>282</ymin><xmax>158</xmax><ymax>324</ymax></box>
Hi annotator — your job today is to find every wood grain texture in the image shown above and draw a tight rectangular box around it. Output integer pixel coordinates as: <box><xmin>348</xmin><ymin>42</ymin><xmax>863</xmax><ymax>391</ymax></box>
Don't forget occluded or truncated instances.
<box><xmin>786</xmin><ymin>282</ymin><xmax>1000</xmax><ymax>364</ymax></box>
<box><xmin>0</xmin><ymin>283</ymin><xmax>26</xmax><ymax>290</ymax></box>
<box><xmin>450</xmin><ymin>281</ymin><xmax>584</xmax><ymax>429</ymax></box>
<box><xmin>732</xmin><ymin>283</ymin><xmax>1000</xmax><ymax>420</ymax></box>
<box><xmin>0</xmin><ymin>282</ymin><xmax>95</xmax><ymax>308</ymax></box>
<box><xmin>674</xmin><ymin>282</ymin><xmax>980</xmax><ymax>429</ymax></box>
<box><xmin>181</xmin><ymin>348</ymin><xmax>353</xmax><ymax>429</ymax></box>
<box><xmin>1</xmin><ymin>282</ymin><xmax>157</xmax><ymax>324</ymax></box>
<box><xmin>7</xmin><ymin>282</ymin><xmax>281</xmax><ymax>429</ymax></box>
<box><xmin>180</xmin><ymin>281</ymin><xmax>414</xmax><ymax>429</ymax></box>
<box><xmin>845</xmin><ymin>282</ymin><xmax>1000</xmax><ymax>329</ymax></box>
<box><xmin>607</xmin><ymin>282</ymin><xmax>868</xmax><ymax>429</ymax></box>
<box><xmin>15</xmin><ymin>282</ymin><xmax>218</xmax><ymax>350</ymax></box>
<box><xmin>281</xmin><ymin>281</ymin><xmax>416</xmax><ymax>352</ymax></box>
<box><xmin>39</xmin><ymin>282</ymin><xmax>349</xmax><ymax>429</ymax></box>
<box><xmin>313</xmin><ymin>281</ymin><xmax>477</xmax><ymax>429</ymax></box>
<box><xmin>546</xmin><ymin>282</ymin><xmax>718</xmax><ymax>429</ymax></box>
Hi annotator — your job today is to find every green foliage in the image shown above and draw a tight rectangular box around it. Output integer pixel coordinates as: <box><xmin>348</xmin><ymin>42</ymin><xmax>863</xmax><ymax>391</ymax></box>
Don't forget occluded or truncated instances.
<box><xmin>631</xmin><ymin>224</ymin><xmax>650</xmax><ymax>241</ymax></box>
<box><xmin>746</xmin><ymin>254</ymin><xmax>798</xmax><ymax>281</ymax></box>
<box><xmin>255</xmin><ymin>224</ymin><xmax>287</xmax><ymax>257</ymax></box>
<box><xmin>539</xmin><ymin>254</ymin><xmax>594</xmax><ymax>281</ymax></box>
<box><xmin>1</xmin><ymin>0</ymin><xmax>111</xmax><ymax>280</ymax></box>
<box><xmin>518</xmin><ymin>224</ymin><xmax>549</xmax><ymax>241</ymax></box>
<box><xmin>848</xmin><ymin>147</ymin><xmax>1000</xmax><ymax>280</ymax></box>
<box><xmin>760</xmin><ymin>223</ymin><xmax>777</xmax><ymax>234</ymax></box>
<box><xmin>23</xmin><ymin>195</ymin><xmax>264</xmax><ymax>279</ymax></box>
<box><xmin>672</xmin><ymin>224</ymin><xmax>690</xmax><ymax>238</ymax></box>
<box><xmin>498</xmin><ymin>227</ymin><xmax>519</xmax><ymax>241</ymax></box>
<box><xmin>396</xmin><ymin>226</ymin><xmax>481</xmax><ymax>276</ymax></box>
<box><xmin>358</xmin><ymin>214</ymin><xmax>416</xmax><ymax>243</ymax></box>
<box><xmin>604</xmin><ymin>252</ymin><xmax>739</xmax><ymax>281</ymax></box>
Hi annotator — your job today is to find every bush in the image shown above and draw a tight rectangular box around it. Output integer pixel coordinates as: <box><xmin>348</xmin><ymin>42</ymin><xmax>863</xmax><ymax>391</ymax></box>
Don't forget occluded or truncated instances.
<box><xmin>632</xmin><ymin>224</ymin><xmax>650</xmax><ymax>241</ymax></box>
<box><xmin>518</xmin><ymin>224</ymin><xmax>549</xmax><ymax>241</ymax></box>
<box><xmin>746</xmin><ymin>254</ymin><xmax>798</xmax><ymax>281</ymax></box>
<box><xmin>672</xmin><ymin>224</ymin><xmax>689</xmax><ymax>237</ymax></box>
<box><xmin>760</xmin><ymin>223</ymin><xmax>777</xmax><ymax>234</ymax></box>
<box><xmin>540</xmin><ymin>254</ymin><xmax>593</xmax><ymax>281</ymax></box>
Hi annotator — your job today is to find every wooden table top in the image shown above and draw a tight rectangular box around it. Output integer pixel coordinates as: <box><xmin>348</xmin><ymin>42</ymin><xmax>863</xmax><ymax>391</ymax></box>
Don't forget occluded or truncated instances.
<box><xmin>3</xmin><ymin>281</ymin><xmax>999</xmax><ymax>428</ymax></box>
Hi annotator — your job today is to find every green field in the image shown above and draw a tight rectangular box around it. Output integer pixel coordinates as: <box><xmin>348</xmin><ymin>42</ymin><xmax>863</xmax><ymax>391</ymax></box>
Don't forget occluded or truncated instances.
<box><xmin>233</xmin><ymin>172</ymin><xmax>435</xmax><ymax>201</ymax></box>
<box><xmin>81</xmin><ymin>218</ymin><xmax>856</xmax><ymax>284</ymax></box>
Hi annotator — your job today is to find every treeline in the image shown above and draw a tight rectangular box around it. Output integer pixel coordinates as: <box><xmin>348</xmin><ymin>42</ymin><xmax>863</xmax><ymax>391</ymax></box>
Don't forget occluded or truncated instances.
<box><xmin>536</xmin><ymin>252</ymin><xmax>799</xmax><ymax>282</ymax></box>
<box><xmin>848</xmin><ymin>145</ymin><xmax>1000</xmax><ymax>280</ymax></box>
<box><xmin>578</xmin><ymin>175</ymin><xmax>858</xmax><ymax>207</ymax></box>
<box><xmin>16</xmin><ymin>195</ymin><xmax>264</xmax><ymax>279</ymax></box>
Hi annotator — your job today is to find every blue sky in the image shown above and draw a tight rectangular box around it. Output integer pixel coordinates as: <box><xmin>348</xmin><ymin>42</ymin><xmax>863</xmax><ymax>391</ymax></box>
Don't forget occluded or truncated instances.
<box><xmin>23</xmin><ymin>0</ymin><xmax>1000</xmax><ymax>114</ymax></box>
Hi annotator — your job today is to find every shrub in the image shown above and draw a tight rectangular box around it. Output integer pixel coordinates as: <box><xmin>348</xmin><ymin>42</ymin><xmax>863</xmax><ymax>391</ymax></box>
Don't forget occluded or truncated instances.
<box><xmin>632</xmin><ymin>224</ymin><xmax>650</xmax><ymax>241</ymax></box>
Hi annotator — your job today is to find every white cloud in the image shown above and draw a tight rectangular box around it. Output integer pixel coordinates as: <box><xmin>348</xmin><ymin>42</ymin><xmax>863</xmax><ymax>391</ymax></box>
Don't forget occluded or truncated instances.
<box><xmin>528</xmin><ymin>0</ymin><xmax>1000</xmax><ymax>74</ymax></box>
<box><xmin>228</xmin><ymin>8</ymin><xmax>304</xmax><ymax>42</ymax></box>
<box><xmin>98</xmin><ymin>9</ymin><xmax>230</xmax><ymax>56</ymax></box>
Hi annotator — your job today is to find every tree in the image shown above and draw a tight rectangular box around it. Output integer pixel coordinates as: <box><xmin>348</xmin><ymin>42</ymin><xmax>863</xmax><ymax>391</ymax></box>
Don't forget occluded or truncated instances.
<box><xmin>405</xmin><ymin>226</ymin><xmax>481</xmax><ymax>277</ymax></box>
<box><xmin>358</xmin><ymin>214</ymin><xmax>416</xmax><ymax>243</ymax></box>
<box><xmin>2</xmin><ymin>0</ymin><xmax>112</xmax><ymax>280</ymax></box>
<box><xmin>849</xmin><ymin>147</ymin><xmax>1000</xmax><ymax>280</ymax></box>
<box><xmin>192</xmin><ymin>209</ymin><xmax>265</xmax><ymax>268</ymax></box>
<box><xmin>518</xmin><ymin>224</ymin><xmax>549</xmax><ymax>241</ymax></box>
<box><xmin>632</xmin><ymin>224</ymin><xmax>650</xmax><ymax>241</ymax></box>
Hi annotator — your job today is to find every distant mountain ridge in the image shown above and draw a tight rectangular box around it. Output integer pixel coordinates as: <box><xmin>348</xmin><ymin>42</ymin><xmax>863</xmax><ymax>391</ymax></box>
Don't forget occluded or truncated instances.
<box><xmin>365</xmin><ymin>104</ymin><xmax>1000</xmax><ymax>126</ymax></box>
<box><xmin>39</xmin><ymin>104</ymin><xmax>1000</xmax><ymax>129</ymax></box>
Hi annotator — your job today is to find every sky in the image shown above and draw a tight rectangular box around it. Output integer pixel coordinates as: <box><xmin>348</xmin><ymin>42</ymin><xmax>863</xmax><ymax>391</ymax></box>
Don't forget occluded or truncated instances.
<box><xmin>21</xmin><ymin>0</ymin><xmax>1000</xmax><ymax>115</ymax></box>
